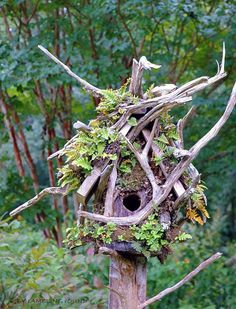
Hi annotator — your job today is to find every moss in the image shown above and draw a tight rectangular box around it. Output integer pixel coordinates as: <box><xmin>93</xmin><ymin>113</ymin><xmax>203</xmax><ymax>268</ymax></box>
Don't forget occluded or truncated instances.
<box><xmin>64</xmin><ymin>214</ymin><xmax>192</xmax><ymax>260</ymax></box>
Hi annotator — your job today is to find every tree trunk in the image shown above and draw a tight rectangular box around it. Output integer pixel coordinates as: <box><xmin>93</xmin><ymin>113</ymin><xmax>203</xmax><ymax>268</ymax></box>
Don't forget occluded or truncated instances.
<box><xmin>109</xmin><ymin>254</ymin><xmax>147</xmax><ymax>309</ymax></box>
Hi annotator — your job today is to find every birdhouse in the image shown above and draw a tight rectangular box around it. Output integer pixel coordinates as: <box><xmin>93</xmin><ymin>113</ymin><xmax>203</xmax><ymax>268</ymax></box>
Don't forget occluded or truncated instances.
<box><xmin>10</xmin><ymin>44</ymin><xmax>231</xmax><ymax>264</ymax></box>
<box><xmin>55</xmin><ymin>56</ymin><xmax>213</xmax><ymax>262</ymax></box>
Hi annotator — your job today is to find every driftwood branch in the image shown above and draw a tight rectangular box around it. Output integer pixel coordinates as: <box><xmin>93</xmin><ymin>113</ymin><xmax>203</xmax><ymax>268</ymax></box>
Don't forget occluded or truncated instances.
<box><xmin>94</xmin><ymin>164</ymin><xmax>114</xmax><ymax>203</ymax></box>
<box><xmin>142</xmin><ymin>128</ymin><xmax>186</xmax><ymax>197</ymax></box>
<box><xmin>104</xmin><ymin>164</ymin><xmax>117</xmax><ymax>216</ymax></box>
<box><xmin>124</xmin><ymin>135</ymin><xmax>161</xmax><ymax>199</ymax></box>
<box><xmin>99</xmin><ymin>246</ymin><xmax>118</xmax><ymax>257</ymax></box>
<box><xmin>10</xmin><ymin>186</ymin><xmax>68</xmax><ymax>217</ymax></box>
<box><xmin>177</xmin><ymin>106</ymin><xmax>196</xmax><ymax>148</ymax></box>
<box><xmin>129</xmin><ymin>57</ymin><xmax>161</xmax><ymax>96</ymax></box>
<box><xmin>47</xmin><ymin>133</ymin><xmax>80</xmax><ymax>160</ymax></box>
<box><xmin>38</xmin><ymin>45</ymin><xmax>102</xmax><ymax>97</ymax></box>
<box><xmin>73</xmin><ymin>120</ymin><xmax>91</xmax><ymax>132</ymax></box>
<box><xmin>173</xmin><ymin>175</ymin><xmax>200</xmax><ymax>210</ymax></box>
<box><xmin>142</xmin><ymin>118</ymin><xmax>158</xmax><ymax>157</ymax></box>
<box><xmin>139</xmin><ymin>252</ymin><xmax>222</xmax><ymax>308</ymax></box>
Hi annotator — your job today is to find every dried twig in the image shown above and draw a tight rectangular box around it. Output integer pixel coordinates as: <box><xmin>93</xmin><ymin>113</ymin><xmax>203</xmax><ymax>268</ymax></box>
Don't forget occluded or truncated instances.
<box><xmin>104</xmin><ymin>164</ymin><xmax>117</xmax><ymax>216</ymax></box>
<box><xmin>142</xmin><ymin>118</ymin><xmax>158</xmax><ymax>157</ymax></box>
<box><xmin>173</xmin><ymin>175</ymin><xmax>200</xmax><ymax>210</ymax></box>
<box><xmin>95</xmin><ymin>164</ymin><xmax>114</xmax><ymax>203</ymax></box>
<box><xmin>47</xmin><ymin>133</ymin><xmax>80</xmax><ymax>160</ymax></box>
<box><xmin>73</xmin><ymin>120</ymin><xmax>91</xmax><ymax>132</ymax></box>
<box><xmin>10</xmin><ymin>186</ymin><xmax>69</xmax><ymax>217</ymax></box>
<box><xmin>38</xmin><ymin>45</ymin><xmax>102</xmax><ymax>97</ymax></box>
<box><xmin>139</xmin><ymin>252</ymin><xmax>222</xmax><ymax>308</ymax></box>
<box><xmin>177</xmin><ymin>106</ymin><xmax>196</xmax><ymax>148</ymax></box>
<box><xmin>124</xmin><ymin>136</ymin><xmax>161</xmax><ymax>199</ymax></box>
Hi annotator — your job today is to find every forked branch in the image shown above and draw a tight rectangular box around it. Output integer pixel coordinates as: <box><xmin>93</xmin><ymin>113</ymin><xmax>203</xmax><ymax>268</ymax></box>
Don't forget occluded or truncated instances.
<box><xmin>139</xmin><ymin>252</ymin><xmax>222</xmax><ymax>308</ymax></box>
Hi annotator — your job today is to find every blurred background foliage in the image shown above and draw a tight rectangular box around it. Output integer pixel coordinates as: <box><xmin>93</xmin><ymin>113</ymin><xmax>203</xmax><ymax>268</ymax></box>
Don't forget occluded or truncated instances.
<box><xmin>0</xmin><ymin>0</ymin><xmax>235</xmax><ymax>307</ymax></box>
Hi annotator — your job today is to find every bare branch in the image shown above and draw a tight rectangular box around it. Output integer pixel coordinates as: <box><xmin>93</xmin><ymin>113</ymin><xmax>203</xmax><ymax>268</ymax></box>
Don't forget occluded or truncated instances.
<box><xmin>104</xmin><ymin>164</ymin><xmax>117</xmax><ymax>216</ymax></box>
<box><xmin>73</xmin><ymin>120</ymin><xmax>91</xmax><ymax>132</ymax></box>
<box><xmin>173</xmin><ymin>175</ymin><xmax>200</xmax><ymax>210</ymax></box>
<box><xmin>220</xmin><ymin>41</ymin><xmax>225</xmax><ymax>74</ymax></box>
<box><xmin>190</xmin><ymin>82</ymin><xmax>236</xmax><ymax>157</ymax></box>
<box><xmin>47</xmin><ymin>133</ymin><xmax>80</xmax><ymax>160</ymax></box>
<box><xmin>142</xmin><ymin>129</ymin><xmax>186</xmax><ymax>197</ymax></box>
<box><xmin>142</xmin><ymin>119</ymin><xmax>158</xmax><ymax>157</ymax></box>
<box><xmin>129</xmin><ymin>58</ymin><xmax>139</xmax><ymax>95</ymax></box>
<box><xmin>177</xmin><ymin>106</ymin><xmax>196</xmax><ymax>148</ymax></box>
<box><xmin>38</xmin><ymin>45</ymin><xmax>102</xmax><ymax>97</ymax></box>
<box><xmin>95</xmin><ymin>164</ymin><xmax>114</xmax><ymax>203</ymax></box>
<box><xmin>139</xmin><ymin>252</ymin><xmax>222</xmax><ymax>308</ymax></box>
<box><xmin>124</xmin><ymin>136</ymin><xmax>161</xmax><ymax>198</ymax></box>
<box><xmin>129</xmin><ymin>56</ymin><xmax>161</xmax><ymax>97</ymax></box>
<box><xmin>10</xmin><ymin>186</ymin><xmax>68</xmax><ymax>217</ymax></box>
<box><xmin>129</xmin><ymin>96</ymin><xmax>192</xmax><ymax>141</ymax></box>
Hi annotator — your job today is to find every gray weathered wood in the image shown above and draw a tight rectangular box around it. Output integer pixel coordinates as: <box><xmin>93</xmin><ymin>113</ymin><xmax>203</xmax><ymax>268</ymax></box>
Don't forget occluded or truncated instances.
<box><xmin>142</xmin><ymin>129</ymin><xmax>185</xmax><ymax>197</ymax></box>
<box><xmin>109</xmin><ymin>255</ymin><xmax>147</xmax><ymax>309</ymax></box>
<box><xmin>77</xmin><ymin>166</ymin><xmax>102</xmax><ymax>204</ymax></box>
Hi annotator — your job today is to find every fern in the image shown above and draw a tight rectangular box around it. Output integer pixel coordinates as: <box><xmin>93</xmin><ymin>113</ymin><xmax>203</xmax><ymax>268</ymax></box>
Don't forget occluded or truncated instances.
<box><xmin>186</xmin><ymin>208</ymin><xmax>204</xmax><ymax>225</ymax></box>
<box><xmin>175</xmin><ymin>232</ymin><xmax>192</xmax><ymax>242</ymax></box>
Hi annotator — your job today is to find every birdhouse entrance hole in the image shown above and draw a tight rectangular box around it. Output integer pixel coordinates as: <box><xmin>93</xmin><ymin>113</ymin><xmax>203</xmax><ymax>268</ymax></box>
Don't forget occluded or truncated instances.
<box><xmin>123</xmin><ymin>194</ymin><xmax>141</xmax><ymax>212</ymax></box>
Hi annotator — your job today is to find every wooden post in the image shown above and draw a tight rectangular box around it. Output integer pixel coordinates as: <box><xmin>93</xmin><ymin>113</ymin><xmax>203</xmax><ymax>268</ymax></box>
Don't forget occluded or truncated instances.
<box><xmin>109</xmin><ymin>254</ymin><xmax>147</xmax><ymax>309</ymax></box>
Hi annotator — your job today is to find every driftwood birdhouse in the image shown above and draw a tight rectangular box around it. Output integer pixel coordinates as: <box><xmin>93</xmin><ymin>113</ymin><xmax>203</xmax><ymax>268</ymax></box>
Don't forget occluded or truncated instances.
<box><xmin>11</xmin><ymin>44</ymin><xmax>236</xmax><ymax>308</ymax></box>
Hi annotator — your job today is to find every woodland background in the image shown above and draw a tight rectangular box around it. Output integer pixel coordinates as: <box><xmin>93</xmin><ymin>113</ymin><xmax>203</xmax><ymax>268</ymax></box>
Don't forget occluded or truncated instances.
<box><xmin>0</xmin><ymin>1</ymin><xmax>235</xmax><ymax>308</ymax></box>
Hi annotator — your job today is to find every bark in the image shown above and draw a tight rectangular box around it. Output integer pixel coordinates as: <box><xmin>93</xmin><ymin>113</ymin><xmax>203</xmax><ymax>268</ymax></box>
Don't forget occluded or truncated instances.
<box><xmin>109</xmin><ymin>254</ymin><xmax>147</xmax><ymax>309</ymax></box>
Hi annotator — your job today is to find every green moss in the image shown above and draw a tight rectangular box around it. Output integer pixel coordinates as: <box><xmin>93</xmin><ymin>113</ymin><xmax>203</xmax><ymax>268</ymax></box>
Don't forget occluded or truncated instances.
<box><xmin>64</xmin><ymin>214</ymin><xmax>192</xmax><ymax>259</ymax></box>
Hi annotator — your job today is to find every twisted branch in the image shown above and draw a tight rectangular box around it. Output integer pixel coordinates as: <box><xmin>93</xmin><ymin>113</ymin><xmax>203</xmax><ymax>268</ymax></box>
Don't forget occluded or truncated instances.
<box><xmin>10</xmin><ymin>186</ymin><xmax>69</xmax><ymax>217</ymax></box>
<box><xmin>139</xmin><ymin>252</ymin><xmax>222</xmax><ymax>308</ymax></box>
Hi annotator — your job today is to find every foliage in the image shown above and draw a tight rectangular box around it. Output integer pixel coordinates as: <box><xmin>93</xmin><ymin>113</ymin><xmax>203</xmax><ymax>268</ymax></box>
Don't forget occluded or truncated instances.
<box><xmin>65</xmin><ymin>214</ymin><xmax>193</xmax><ymax>259</ymax></box>
<box><xmin>58</xmin><ymin>126</ymin><xmax>119</xmax><ymax>191</ymax></box>
<box><xmin>0</xmin><ymin>218</ymin><xmax>108</xmax><ymax>308</ymax></box>
<box><xmin>175</xmin><ymin>232</ymin><xmax>192</xmax><ymax>242</ymax></box>
<box><xmin>64</xmin><ymin>221</ymin><xmax>117</xmax><ymax>249</ymax></box>
<box><xmin>130</xmin><ymin>214</ymin><xmax>168</xmax><ymax>257</ymax></box>
<box><xmin>1</xmin><ymin>214</ymin><xmax>235</xmax><ymax>308</ymax></box>
<box><xmin>186</xmin><ymin>183</ymin><xmax>210</xmax><ymax>225</ymax></box>
<box><xmin>148</xmin><ymin>214</ymin><xmax>236</xmax><ymax>308</ymax></box>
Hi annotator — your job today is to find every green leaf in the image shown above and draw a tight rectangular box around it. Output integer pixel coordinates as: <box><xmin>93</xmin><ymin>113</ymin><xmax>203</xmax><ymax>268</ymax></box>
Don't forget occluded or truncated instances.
<box><xmin>153</xmin><ymin>155</ymin><xmax>163</xmax><ymax>166</ymax></box>
<box><xmin>128</xmin><ymin>117</ymin><xmax>138</xmax><ymax>126</ymax></box>
<box><xmin>97</xmin><ymin>142</ymin><xmax>106</xmax><ymax>156</ymax></box>
<box><xmin>175</xmin><ymin>232</ymin><xmax>192</xmax><ymax>241</ymax></box>
<box><xmin>167</xmin><ymin>129</ymin><xmax>179</xmax><ymax>140</ymax></box>
<box><xmin>157</xmin><ymin>134</ymin><xmax>169</xmax><ymax>144</ymax></box>
<box><xmin>73</xmin><ymin>157</ymin><xmax>92</xmax><ymax>172</ymax></box>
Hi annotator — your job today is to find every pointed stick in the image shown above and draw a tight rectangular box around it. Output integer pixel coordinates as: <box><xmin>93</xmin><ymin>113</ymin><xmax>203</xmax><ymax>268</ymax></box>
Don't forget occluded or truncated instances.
<box><xmin>10</xmin><ymin>186</ymin><xmax>68</xmax><ymax>217</ymax></box>
<box><xmin>139</xmin><ymin>252</ymin><xmax>222</xmax><ymax>308</ymax></box>
<box><xmin>38</xmin><ymin>45</ymin><xmax>102</xmax><ymax>97</ymax></box>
